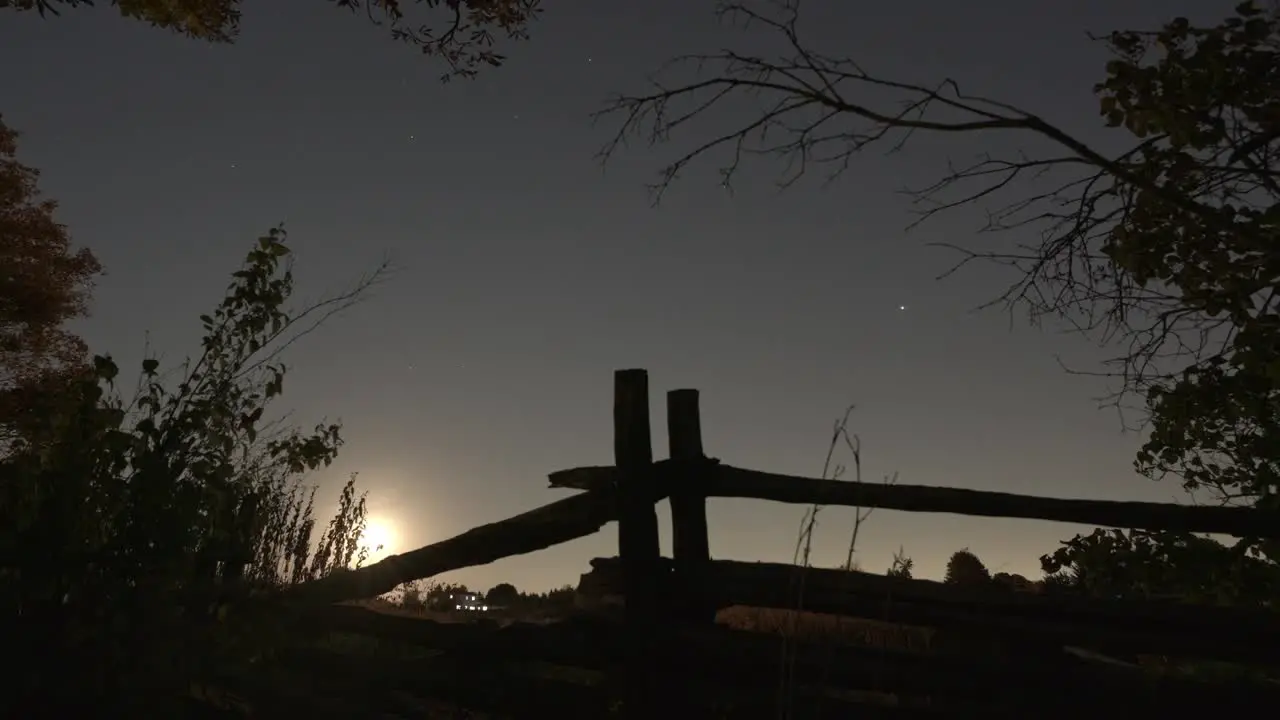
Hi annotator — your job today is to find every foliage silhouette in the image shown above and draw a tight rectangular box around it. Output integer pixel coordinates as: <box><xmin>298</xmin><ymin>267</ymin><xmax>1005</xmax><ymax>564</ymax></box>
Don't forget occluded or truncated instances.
<box><xmin>485</xmin><ymin>581</ymin><xmax>518</xmax><ymax>605</ymax></box>
<box><xmin>423</xmin><ymin>580</ymin><xmax>469</xmax><ymax>609</ymax></box>
<box><xmin>944</xmin><ymin>548</ymin><xmax>991</xmax><ymax>586</ymax></box>
<box><xmin>1041</xmin><ymin>527</ymin><xmax>1280</xmax><ymax>605</ymax></box>
<box><xmin>4</xmin><ymin>0</ymin><xmax>540</xmax><ymax>80</ymax></box>
<box><xmin>0</xmin><ymin>115</ymin><xmax>101</xmax><ymax>451</ymax></box>
<box><xmin>398</xmin><ymin>579</ymin><xmax>426</xmax><ymax>610</ymax></box>
<box><xmin>0</xmin><ymin>227</ymin><xmax>387</xmax><ymax>714</ymax></box>
<box><xmin>542</xmin><ymin>583</ymin><xmax>576</xmax><ymax>608</ymax></box>
<box><xmin>886</xmin><ymin>547</ymin><xmax>913</xmax><ymax>579</ymax></box>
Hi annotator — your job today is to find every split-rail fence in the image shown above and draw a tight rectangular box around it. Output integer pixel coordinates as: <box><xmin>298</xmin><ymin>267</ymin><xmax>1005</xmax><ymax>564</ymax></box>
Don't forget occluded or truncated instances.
<box><xmin>208</xmin><ymin>369</ymin><xmax>1280</xmax><ymax>719</ymax></box>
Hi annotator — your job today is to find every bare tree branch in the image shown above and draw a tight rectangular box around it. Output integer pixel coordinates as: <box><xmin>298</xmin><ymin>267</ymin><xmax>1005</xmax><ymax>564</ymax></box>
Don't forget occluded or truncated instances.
<box><xmin>595</xmin><ymin>0</ymin><xmax>1278</xmax><ymax>432</ymax></box>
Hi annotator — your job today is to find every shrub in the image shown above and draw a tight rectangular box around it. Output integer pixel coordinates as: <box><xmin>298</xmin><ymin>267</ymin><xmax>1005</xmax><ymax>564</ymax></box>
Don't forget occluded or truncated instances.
<box><xmin>0</xmin><ymin>228</ymin><xmax>383</xmax><ymax>714</ymax></box>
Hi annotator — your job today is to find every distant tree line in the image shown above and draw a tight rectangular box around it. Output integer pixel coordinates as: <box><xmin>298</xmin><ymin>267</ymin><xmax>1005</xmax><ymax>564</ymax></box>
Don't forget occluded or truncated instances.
<box><xmin>394</xmin><ymin>579</ymin><xmax>577</xmax><ymax>613</ymax></box>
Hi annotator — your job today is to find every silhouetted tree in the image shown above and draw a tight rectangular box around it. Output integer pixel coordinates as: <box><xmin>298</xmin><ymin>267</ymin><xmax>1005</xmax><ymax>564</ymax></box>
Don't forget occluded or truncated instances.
<box><xmin>944</xmin><ymin>549</ymin><xmax>991</xmax><ymax>586</ymax></box>
<box><xmin>1041</xmin><ymin>528</ymin><xmax>1280</xmax><ymax>605</ymax></box>
<box><xmin>485</xmin><ymin>581</ymin><xmax>519</xmax><ymax>606</ymax></box>
<box><xmin>399</xmin><ymin>580</ymin><xmax>426</xmax><ymax>611</ymax></box>
<box><xmin>0</xmin><ymin>115</ymin><xmax>101</xmax><ymax>450</ymax></box>
<box><xmin>543</xmin><ymin>584</ymin><xmax>576</xmax><ymax>609</ymax></box>
<box><xmin>6</xmin><ymin>0</ymin><xmax>540</xmax><ymax>80</ymax></box>
<box><xmin>600</xmin><ymin>0</ymin><xmax>1280</xmax><ymax>596</ymax></box>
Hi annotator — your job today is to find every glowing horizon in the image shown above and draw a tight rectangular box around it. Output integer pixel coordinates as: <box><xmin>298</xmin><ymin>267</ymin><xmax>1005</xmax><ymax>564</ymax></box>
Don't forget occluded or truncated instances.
<box><xmin>360</xmin><ymin>516</ymin><xmax>398</xmax><ymax>562</ymax></box>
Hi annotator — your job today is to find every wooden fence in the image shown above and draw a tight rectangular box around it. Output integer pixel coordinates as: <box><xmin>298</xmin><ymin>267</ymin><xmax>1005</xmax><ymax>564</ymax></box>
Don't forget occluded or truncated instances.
<box><xmin>252</xmin><ymin>368</ymin><xmax>1280</xmax><ymax>719</ymax></box>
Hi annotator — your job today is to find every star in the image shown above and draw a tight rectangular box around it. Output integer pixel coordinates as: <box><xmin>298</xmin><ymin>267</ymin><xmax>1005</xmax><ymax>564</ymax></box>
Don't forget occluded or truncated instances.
<box><xmin>898</xmin><ymin>305</ymin><xmax>908</xmax><ymax>311</ymax></box>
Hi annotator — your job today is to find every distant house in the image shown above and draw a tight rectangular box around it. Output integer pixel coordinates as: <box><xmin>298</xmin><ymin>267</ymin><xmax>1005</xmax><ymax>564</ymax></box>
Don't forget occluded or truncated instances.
<box><xmin>451</xmin><ymin>592</ymin><xmax>489</xmax><ymax>612</ymax></box>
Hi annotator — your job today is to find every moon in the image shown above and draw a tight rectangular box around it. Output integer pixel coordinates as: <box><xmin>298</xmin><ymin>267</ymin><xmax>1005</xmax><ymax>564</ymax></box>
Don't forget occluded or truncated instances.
<box><xmin>360</xmin><ymin>517</ymin><xmax>398</xmax><ymax>559</ymax></box>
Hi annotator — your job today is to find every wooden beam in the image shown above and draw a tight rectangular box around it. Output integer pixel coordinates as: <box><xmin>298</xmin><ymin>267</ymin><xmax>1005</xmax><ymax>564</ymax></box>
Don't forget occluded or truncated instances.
<box><xmin>548</xmin><ymin>464</ymin><xmax>616</xmax><ymax>490</ymax></box>
<box><xmin>667</xmin><ymin>389</ymin><xmax>709</xmax><ymax>565</ymax></box>
<box><xmin>666</xmin><ymin>388</ymin><xmax>713</xmax><ymax>626</ymax></box>
<box><xmin>614</xmin><ymin>368</ymin><xmax>660</xmax><ymax>578</ymax></box>
<box><xmin>284</xmin><ymin>488</ymin><xmax>622</xmax><ymax>606</ymax></box>
<box><xmin>580</xmin><ymin>556</ymin><xmax>1280</xmax><ymax>665</ymax></box>
<box><xmin>549</xmin><ymin>461</ymin><xmax>1280</xmax><ymax>539</ymax></box>
<box><xmin>284</xmin><ymin>606</ymin><xmax>1280</xmax><ymax>717</ymax></box>
<box><xmin>288</xmin><ymin>604</ymin><xmax>511</xmax><ymax>651</ymax></box>
<box><xmin>612</xmin><ymin>369</ymin><xmax>661</xmax><ymax>719</ymax></box>
<box><xmin>252</xmin><ymin>644</ymin><xmax>616</xmax><ymax>719</ymax></box>
<box><xmin>656</xmin><ymin>622</ymin><xmax>1280</xmax><ymax>717</ymax></box>
<box><xmin>707</xmin><ymin>464</ymin><xmax>1280</xmax><ymax>538</ymax></box>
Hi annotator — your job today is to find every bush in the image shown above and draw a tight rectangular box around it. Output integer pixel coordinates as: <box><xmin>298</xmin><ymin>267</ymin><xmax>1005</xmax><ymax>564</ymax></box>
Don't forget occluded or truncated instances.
<box><xmin>0</xmin><ymin>228</ymin><xmax>383</xmax><ymax>713</ymax></box>
<box><xmin>944</xmin><ymin>549</ymin><xmax>991</xmax><ymax>586</ymax></box>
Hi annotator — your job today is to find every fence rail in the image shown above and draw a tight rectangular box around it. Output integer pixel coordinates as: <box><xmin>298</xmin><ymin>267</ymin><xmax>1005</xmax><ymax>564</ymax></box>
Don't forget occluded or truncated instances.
<box><xmin>265</xmin><ymin>368</ymin><xmax>1280</xmax><ymax>718</ymax></box>
<box><xmin>578</xmin><ymin>555</ymin><xmax>1280</xmax><ymax>665</ymax></box>
<box><xmin>552</xmin><ymin>461</ymin><xmax>1278</xmax><ymax>538</ymax></box>
<box><xmin>267</xmin><ymin>598</ymin><xmax>1280</xmax><ymax>719</ymax></box>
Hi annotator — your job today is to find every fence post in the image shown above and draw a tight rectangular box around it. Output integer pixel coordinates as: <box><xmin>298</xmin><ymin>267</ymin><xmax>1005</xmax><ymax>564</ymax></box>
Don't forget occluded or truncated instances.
<box><xmin>667</xmin><ymin>389</ymin><xmax>714</xmax><ymax>626</ymax></box>
<box><xmin>613</xmin><ymin>369</ymin><xmax>661</xmax><ymax>718</ymax></box>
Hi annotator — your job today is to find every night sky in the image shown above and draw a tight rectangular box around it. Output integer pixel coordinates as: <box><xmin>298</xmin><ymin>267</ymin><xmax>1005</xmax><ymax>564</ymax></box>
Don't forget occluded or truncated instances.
<box><xmin>0</xmin><ymin>0</ymin><xmax>1229</xmax><ymax>592</ymax></box>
